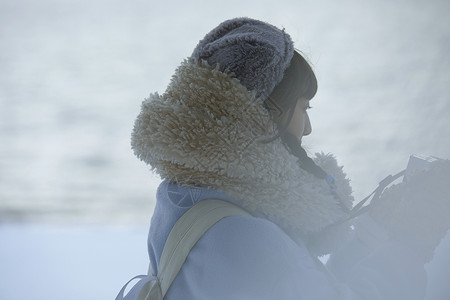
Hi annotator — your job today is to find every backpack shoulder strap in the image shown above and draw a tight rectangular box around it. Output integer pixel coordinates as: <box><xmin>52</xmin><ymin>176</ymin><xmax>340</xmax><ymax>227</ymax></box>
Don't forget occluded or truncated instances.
<box><xmin>157</xmin><ymin>199</ymin><xmax>250</xmax><ymax>297</ymax></box>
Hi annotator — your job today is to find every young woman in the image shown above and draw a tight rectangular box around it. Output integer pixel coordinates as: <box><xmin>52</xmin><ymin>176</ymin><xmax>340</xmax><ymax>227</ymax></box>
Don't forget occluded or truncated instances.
<box><xmin>127</xmin><ymin>17</ymin><xmax>449</xmax><ymax>299</ymax></box>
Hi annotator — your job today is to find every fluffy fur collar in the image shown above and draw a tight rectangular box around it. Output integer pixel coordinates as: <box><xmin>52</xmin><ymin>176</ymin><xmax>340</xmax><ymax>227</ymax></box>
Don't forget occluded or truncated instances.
<box><xmin>132</xmin><ymin>59</ymin><xmax>354</xmax><ymax>253</ymax></box>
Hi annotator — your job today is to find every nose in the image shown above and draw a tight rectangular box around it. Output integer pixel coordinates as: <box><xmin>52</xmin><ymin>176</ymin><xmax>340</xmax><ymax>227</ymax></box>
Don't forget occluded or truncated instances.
<box><xmin>304</xmin><ymin>113</ymin><xmax>312</xmax><ymax>136</ymax></box>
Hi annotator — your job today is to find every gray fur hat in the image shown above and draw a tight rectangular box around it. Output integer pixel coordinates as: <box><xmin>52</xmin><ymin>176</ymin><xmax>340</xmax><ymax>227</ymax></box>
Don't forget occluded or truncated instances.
<box><xmin>191</xmin><ymin>17</ymin><xmax>294</xmax><ymax>100</ymax></box>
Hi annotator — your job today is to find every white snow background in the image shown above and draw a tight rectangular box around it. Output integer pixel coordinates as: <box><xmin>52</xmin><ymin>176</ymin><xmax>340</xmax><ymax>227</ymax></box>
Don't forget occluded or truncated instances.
<box><xmin>0</xmin><ymin>0</ymin><xmax>449</xmax><ymax>299</ymax></box>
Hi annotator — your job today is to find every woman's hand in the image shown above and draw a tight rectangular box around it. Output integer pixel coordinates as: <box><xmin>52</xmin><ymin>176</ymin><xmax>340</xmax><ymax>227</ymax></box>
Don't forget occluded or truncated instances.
<box><xmin>369</xmin><ymin>159</ymin><xmax>450</xmax><ymax>263</ymax></box>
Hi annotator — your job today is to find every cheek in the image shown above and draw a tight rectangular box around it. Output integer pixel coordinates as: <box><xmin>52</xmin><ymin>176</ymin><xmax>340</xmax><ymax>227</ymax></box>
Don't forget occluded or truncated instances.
<box><xmin>287</xmin><ymin>111</ymin><xmax>306</xmax><ymax>137</ymax></box>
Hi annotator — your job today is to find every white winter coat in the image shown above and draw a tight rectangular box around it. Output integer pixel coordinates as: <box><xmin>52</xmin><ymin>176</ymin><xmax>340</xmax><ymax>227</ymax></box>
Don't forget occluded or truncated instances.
<box><xmin>131</xmin><ymin>59</ymin><xmax>427</xmax><ymax>299</ymax></box>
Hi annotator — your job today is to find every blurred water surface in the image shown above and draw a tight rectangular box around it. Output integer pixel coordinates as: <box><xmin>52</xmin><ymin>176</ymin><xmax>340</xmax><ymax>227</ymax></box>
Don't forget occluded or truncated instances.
<box><xmin>1</xmin><ymin>0</ymin><xmax>449</xmax><ymax>225</ymax></box>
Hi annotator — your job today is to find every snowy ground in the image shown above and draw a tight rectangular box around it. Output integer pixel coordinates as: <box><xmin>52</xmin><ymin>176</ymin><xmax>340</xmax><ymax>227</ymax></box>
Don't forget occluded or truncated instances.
<box><xmin>0</xmin><ymin>223</ymin><xmax>149</xmax><ymax>300</ymax></box>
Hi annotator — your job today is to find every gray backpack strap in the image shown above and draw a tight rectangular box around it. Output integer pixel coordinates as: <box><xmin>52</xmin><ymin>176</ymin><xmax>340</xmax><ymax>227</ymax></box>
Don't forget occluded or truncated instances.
<box><xmin>131</xmin><ymin>199</ymin><xmax>249</xmax><ymax>299</ymax></box>
<box><xmin>158</xmin><ymin>199</ymin><xmax>250</xmax><ymax>296</ymax></box>
<box><xmin>117</xmin><ymin>199</ymin><xmax>249</xmax><ymax>300</ymax></box>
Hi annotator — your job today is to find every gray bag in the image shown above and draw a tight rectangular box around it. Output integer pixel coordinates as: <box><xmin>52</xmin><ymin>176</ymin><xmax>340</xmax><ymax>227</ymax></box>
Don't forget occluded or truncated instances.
<box><xmin>115</xmin><ymin>199</ymin><xmax>250</xmax><ymax>300</ymax></box>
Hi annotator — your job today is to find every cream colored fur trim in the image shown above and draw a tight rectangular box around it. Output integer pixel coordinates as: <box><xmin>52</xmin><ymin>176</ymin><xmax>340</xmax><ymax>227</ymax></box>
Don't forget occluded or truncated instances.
<box><xmin>132</xmin><ymin>59</ymin><xmax>353</xmax><ymax>237</ymax></box>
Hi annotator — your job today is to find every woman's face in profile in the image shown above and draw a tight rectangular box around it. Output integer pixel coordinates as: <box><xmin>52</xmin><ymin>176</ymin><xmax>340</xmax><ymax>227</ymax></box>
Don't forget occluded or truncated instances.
<box><xmin>286</xmin><ymin>98</ymin><xmax>312</xmax><ymax>144</ymax></box>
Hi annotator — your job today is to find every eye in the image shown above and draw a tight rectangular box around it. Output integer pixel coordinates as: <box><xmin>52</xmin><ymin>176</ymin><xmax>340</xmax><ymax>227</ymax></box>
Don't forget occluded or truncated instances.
<box><xmin>305</xmin><ymin>105</ymin><xmax>312</xmax><ymax>111</ymax></box>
